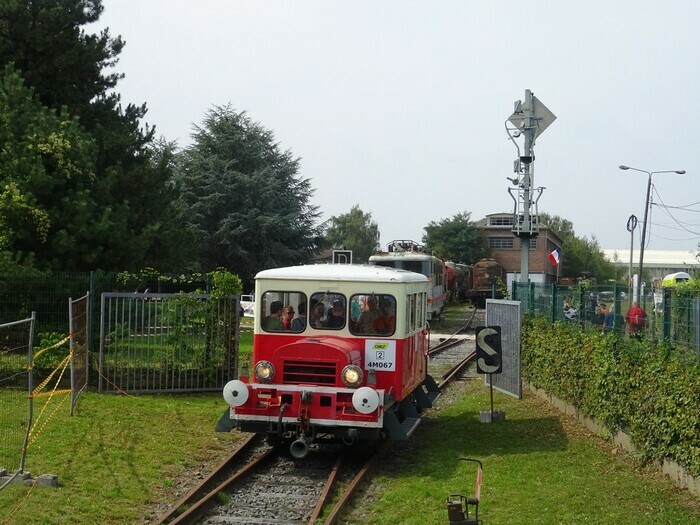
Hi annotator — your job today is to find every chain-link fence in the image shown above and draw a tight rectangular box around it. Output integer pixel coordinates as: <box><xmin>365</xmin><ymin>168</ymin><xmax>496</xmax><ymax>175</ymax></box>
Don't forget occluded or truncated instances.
<box><xmin>0</xmin><ymin>314</ymin><xmax>35</xmax><ymax>490</ymax></box>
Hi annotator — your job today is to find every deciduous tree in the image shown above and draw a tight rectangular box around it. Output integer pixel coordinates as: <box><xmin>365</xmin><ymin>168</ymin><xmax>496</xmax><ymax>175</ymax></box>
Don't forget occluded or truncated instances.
<box><xmin>540</xmin><ymin>212</ymin><xmax>620</xmax><ymax>282</ymax></box>
<box><xmin>0</xmin><ymin>68</ymin><xmax>96</xmax><ymax>267</ymax></box>
<box><xmin>324</xmin><ymin>205</ymin><xmax>379</xmax><ymax>263</ymax></box>
<box><xmin>422</xmin><ymin>212</ymin><xmax>487</xmax><ymax>264</ymax></box>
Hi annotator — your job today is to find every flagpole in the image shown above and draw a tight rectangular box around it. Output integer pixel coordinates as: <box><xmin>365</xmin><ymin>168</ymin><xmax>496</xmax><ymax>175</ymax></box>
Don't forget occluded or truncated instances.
<box><xmin>557</xmin><ymin>248</ymin><xmax>560</xmax><ymax>282</ymax></box>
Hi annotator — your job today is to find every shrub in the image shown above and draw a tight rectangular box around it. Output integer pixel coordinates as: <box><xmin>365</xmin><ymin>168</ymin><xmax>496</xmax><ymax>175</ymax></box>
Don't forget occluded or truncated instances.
<box><xmin>522</xmin><ymin>316</ymin><xmax>700</xmax><ymax>477</ymax></box>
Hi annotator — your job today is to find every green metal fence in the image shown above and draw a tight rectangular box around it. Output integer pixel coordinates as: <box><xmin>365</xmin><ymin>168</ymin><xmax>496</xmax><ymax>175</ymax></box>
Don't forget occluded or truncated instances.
<box><xmin>512</xmin><ymin>282</ymin><xmax>700</xmax><ymax>357</ymax></box>
<box><xmin>0</xmin><ymin>271</ymin><xmax>212</xmax><ymax>388</ymax></box>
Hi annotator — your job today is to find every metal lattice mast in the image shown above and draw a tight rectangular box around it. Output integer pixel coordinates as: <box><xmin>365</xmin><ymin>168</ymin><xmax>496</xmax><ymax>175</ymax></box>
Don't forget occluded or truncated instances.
<box><xmin>506</xmin><ymin>90</ymin><xmax>556</xmax><ymax>284</ymax></box>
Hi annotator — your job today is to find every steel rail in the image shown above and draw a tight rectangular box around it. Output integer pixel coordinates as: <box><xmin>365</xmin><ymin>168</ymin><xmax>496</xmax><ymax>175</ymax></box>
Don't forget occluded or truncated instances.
<box><xmin>438</xmin><ymin>350</ymin><xmax>477</xmax><ymax>389</ymax></box>
<box><xmin>428</xmin><ymin>307</ymin><xmax>478</xmax><ymax>356</ymax></box>
<box><xmin>158</xmin><ymin>438</ymin><xmax>277</xmax><ymax>525</ymax></box>
<box><xmin>322</xmin><ymin>440</ymin><xmax>390</xmax><ymax>525</ymax></box>
<box><xmin>306</xmin><ymin>453</ymin><xmax>344</xmax><ymax>524</ymax></box>
<box><xmin>155</xmin><ymin>434</ymin><xmax>261</xmax><ymax>524</ymax></box>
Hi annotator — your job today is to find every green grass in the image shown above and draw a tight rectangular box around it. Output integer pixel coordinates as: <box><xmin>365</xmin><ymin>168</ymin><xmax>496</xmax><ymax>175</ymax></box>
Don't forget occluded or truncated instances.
<box><xmin>0</xmin><ymin>393</ymin><xmax>240</xmax><ymax>524</ymax></box>
<box><xmin>1</xmin><ymin>306</ymin><xmax>698</xmax><ymax>524</ymax></box>
<box><xmin>344</xmin><ymin>379</ymin><xmax>700</xmax><ymax>525</ymax></box>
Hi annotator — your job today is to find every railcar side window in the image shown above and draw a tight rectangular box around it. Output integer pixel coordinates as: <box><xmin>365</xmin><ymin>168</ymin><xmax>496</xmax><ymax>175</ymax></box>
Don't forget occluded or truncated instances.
<box><xmin>351</xmin><ymin>294</ymin><xmax>396</xmax><ymax>336</ymax></box>
<box><xmin>260</xmin><ymin>291</ymin><xmax>307</xmax><ymax>333</ymax></box>
<box><xmin>309</xmin><ymin>293</ymin><xmax>346</xmax><ymax>330</ymax></box>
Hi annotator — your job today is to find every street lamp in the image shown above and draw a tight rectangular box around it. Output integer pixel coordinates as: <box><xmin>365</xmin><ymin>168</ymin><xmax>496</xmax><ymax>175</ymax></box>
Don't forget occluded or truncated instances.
<box><xmin>619</xmin><ymin>165</ymin><xmax>686</xmax><ymax>303</ymax></box>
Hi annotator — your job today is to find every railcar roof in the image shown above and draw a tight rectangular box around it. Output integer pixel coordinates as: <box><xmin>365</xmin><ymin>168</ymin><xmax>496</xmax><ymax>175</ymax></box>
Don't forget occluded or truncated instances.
<box><xmin>369</xmin><ymin>253</ymin><xmax>440</xmax><ymax>262</ymax></box>
<box><xmin>256</xmin><ymin>264</ymin><xmax>428</xmax><ymax>283</ymax></box>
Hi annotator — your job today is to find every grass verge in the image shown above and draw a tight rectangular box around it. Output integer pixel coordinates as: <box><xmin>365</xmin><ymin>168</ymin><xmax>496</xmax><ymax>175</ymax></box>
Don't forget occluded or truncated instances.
<box><xmin>341</xmin><ymin>378</ymin><xmax>700</xmax><ymax>524</ymax></box>
<box><xmin>0</xmin><ymin>393</ymin><xmax>240</xmax><ymax>524</ymax></box>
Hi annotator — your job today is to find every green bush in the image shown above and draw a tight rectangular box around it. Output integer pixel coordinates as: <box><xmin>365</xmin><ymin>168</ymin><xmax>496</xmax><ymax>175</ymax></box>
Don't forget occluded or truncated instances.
<box><xmin>33</xmin><ymin>331</ymin><xmax>71</xmax><ymax>370</ymax></box>
<box><xmin>522</xmin><ymin>316</ymin><xmax>700</xmax><ymax>477</ymax></box>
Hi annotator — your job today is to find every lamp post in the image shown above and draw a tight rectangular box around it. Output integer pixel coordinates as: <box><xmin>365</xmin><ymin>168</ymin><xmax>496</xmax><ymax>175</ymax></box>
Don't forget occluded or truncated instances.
<box><xmin>619</xmin><ymin>165</ymin><xmax>686</xmax><ymax>303</ymax></box>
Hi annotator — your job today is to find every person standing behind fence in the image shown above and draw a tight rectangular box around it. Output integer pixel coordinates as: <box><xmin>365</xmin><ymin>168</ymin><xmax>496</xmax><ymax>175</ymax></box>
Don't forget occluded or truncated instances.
<box><xmin>625</xmin><ymin>301</ymin><xmax>647</xmax><ymax>338</ymax></box>
<box><xmin>603</xmin><ymin>306</ymin><xmax>615</xmax><ymax>333</ymax></box>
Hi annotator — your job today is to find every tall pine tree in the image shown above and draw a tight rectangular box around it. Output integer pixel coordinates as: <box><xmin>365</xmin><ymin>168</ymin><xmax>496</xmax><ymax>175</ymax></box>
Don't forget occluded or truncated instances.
<box><xmin>175</xmin><ymin>106</ymin><xmax>321</xmax><ymax>286</ymax></box>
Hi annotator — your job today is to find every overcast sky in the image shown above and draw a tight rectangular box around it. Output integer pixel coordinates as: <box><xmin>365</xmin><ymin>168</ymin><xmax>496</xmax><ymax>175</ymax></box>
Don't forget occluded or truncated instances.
<box><xmin>95</xmin><ymin>1</ymin><xmax>699</xmax><ymax>253</ymax></box>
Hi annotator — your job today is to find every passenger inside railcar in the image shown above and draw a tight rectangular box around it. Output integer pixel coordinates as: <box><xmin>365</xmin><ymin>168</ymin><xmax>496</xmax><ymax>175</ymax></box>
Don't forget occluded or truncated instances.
<box><xmin>310</xmin><ymin>302</ymin><xmax>325</xmax><ymax>328</ymax></box>
<box><xmin>325</xmin><ymin>300</ymin><xmax>346</xmax><ymax>328</ymax></box>
<box><xmin>260</xmin><ymin>291</ymin><xmax>306</xmax><ymax>333</ymax></box>
<box><xmin>282</xmin><ymin>305</ymin><xmax>295</xmax><ymax>330</ymax></box>
<box><xmin>356</xmin><ymin>295</ymin><xmax>380</xmax><ymax>335</ymax></box>
<box><xmin>263</xmin><ymin>300</ymin><xmax>284</xmax><ymax>331</ymax></box>
<box><xmin>350</xmin><ymin>297</ymin><xmax>361</xmax><ymax>324</ymax></box>
<box><xmin>373</xmin><ymin>296</ymin><xmax>396</xmax><ymax>335</ymax></box>
<box><xmin>291</xmin><ymin>302</ymin><xmax>306</xmax><ymax>331</ymax></box>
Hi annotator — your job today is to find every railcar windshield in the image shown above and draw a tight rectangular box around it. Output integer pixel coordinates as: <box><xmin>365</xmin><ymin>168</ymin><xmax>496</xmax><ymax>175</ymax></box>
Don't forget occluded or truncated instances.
<box><xmin>260</xmin><ymin>291</ymin><xmax>307</xmax><ymax>333</ymax></box>
<box><xmin>350</xmin><ymin>294</ymin><xmax>396</xmax><ymax>336</ymax></box>
<box><xmin>308</xmin><ymin>292</ymin><xmax>346</xmax><ymax>330</ymax></box>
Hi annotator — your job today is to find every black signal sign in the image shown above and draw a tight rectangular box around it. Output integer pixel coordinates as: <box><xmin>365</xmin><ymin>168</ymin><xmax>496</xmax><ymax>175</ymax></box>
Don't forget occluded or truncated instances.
<box><xmin>332</xmin><ymin>250</ymin><xmax>353</xmax><ymax>264</ymax></box>
<box><xmin>475</xmin><ymin>326</ymin><xmax>503</xmax><ymax>374</ymax></box>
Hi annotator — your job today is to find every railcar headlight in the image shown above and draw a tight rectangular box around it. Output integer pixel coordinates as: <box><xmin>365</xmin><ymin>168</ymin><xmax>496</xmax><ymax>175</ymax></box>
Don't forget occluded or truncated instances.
<box><xmin>254</xmin><ymin>360</ymin><xmax>275</xmax><ymax>383</ymax></box>
<box><xmin>341</xmin><ymin>365</ymin><xmax>363</xmax><ymax>388</ymax></box>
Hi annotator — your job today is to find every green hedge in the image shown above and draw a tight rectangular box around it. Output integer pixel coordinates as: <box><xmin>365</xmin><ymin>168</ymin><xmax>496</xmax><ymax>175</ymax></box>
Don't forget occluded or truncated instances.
<box><xmin>522</xmin><ymin>316</ymin><xmax>700</xmax><ymax>477</ymax></box>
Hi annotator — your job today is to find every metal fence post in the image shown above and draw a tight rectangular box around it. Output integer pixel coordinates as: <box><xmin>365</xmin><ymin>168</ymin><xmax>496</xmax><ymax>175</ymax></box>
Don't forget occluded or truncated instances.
<box><xmin>662</xmin><ymin>288</ymin><xmax>671</xmax><ymax>342</ymax></box>
<box><xmin>694</xmin><ymin>298</ymin><xmax>700</xmax><ymax>356</ymax></box>
<box><xmin>613</xmin><ymin>284</ymin><xmax>621</xmax><ymax>333</ymax></box>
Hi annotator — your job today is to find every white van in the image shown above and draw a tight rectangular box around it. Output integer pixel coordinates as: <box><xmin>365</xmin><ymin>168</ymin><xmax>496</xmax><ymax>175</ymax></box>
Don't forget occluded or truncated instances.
<box><xmin>240</xmin><ymin>294</ymin><xmax>255</xmax><ymax>317</ymax></box>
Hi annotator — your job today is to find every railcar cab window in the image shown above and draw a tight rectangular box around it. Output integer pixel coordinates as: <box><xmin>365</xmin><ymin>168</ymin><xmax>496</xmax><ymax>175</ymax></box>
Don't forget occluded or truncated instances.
<box><xmin>260</xmin><ymin>291</ymin><xmax>307</xmax><ymax>333</ymax></box>
<box><xmin>350</xmin><ymin>294</ymin><xmax>396</xmax><ymax>336</ymax></box>
<box><xmin>309</xmin><ymin>293</ymin><xmax>346</xmax><ymax>330</ymax></box>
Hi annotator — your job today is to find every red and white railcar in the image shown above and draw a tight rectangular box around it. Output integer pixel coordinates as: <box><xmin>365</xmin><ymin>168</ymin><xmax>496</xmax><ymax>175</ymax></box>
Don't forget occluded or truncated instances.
<box><xmin>218</xmin><ymin>264</ymin><xmax>439</xmax><ymax>458</ymax></box>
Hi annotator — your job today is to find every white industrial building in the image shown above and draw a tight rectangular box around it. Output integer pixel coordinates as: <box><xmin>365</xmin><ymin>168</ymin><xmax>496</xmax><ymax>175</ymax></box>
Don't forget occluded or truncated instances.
<box><xmin>602</xmin><ymin>249</ymin><xmax>698</xmax><ymax>280</ymax></box>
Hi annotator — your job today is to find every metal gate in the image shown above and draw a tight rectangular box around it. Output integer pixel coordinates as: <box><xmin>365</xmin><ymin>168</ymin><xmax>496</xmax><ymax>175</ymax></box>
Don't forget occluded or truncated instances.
<box><xmin>485</xmin><ymin>299</ymin><xmax>522</xmax><ymax>399</ymax></box>
<box><xmin>98</xmin><ymin>293</ymin><xmax>238</xmax><ymax>394</ymax></box>
<box><xmin>70</xmin><ymin>293</ymin><xmax>89</xmax><ymax>415</ymax></box>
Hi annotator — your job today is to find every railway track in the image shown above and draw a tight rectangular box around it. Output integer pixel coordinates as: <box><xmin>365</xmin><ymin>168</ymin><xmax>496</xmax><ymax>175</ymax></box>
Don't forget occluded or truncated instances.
<box><xmin>155</xmin><ymin>437</ymin><xmax>385</xmax><ymax>525</ymax></box>
<box><xmin>428</xmin><ymin>306</ymin><xmax>480</xmax><ymax>356</ymax></box>
<box><xmin>155</xmin><ymin>309</ymin><xmax>482</xmax><ymax>525</ymax></box>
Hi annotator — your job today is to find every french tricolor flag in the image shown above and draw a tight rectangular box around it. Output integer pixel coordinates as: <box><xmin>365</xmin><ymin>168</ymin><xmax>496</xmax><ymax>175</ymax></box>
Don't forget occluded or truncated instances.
<box><xmin>548</xmin><ymin>247</ymin><xmax>561</xmax><ymax>266</ymax></box>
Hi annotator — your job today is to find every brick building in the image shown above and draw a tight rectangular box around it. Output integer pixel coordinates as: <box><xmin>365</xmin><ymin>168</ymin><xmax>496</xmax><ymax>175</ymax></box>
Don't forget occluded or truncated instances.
<box><xmin>475</xmin><ymin>213</ymin><xmax>563</xmax><ymax>287</ymax></box>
